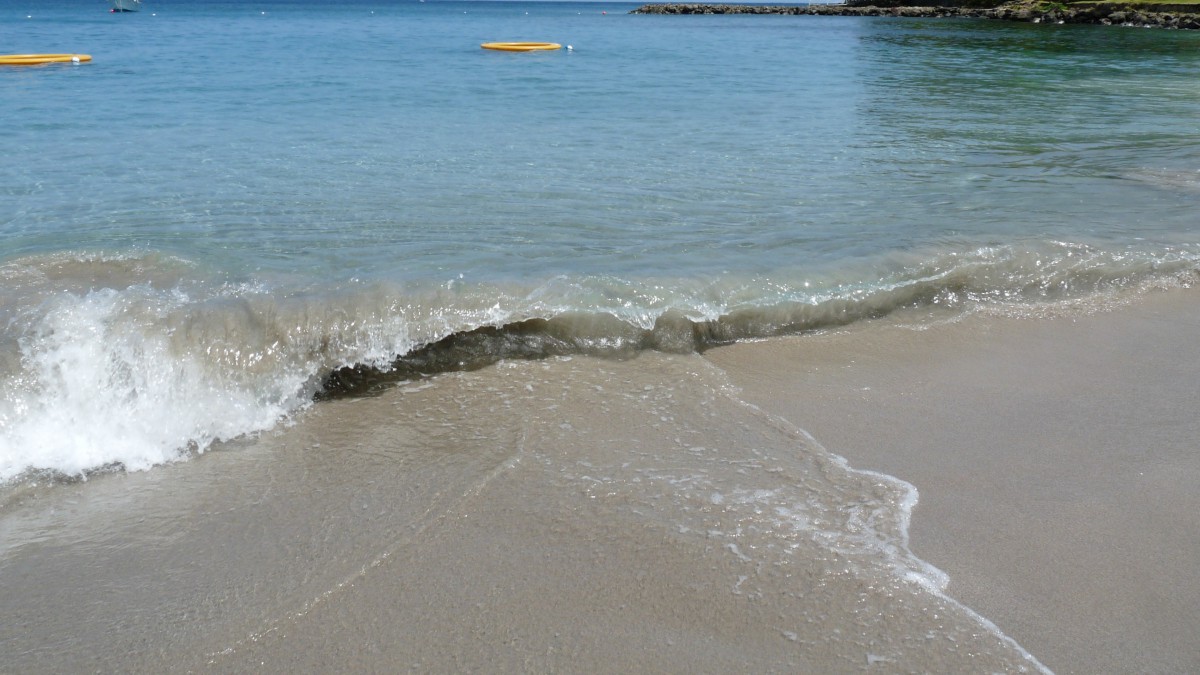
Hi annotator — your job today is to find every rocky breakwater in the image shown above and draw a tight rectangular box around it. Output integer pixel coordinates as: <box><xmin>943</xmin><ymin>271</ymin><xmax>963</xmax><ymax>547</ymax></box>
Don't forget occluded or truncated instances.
<box><xmin>633</xmin><ymin>3</ymin><xmax>992</xmax><ymax>17</ymax></box>
<box><xmin>631</xmin><ymin>2</ymin><xmax>1200</xmax><ymax>28</ymax></box>
<box><xmin>988</xmin><ymin>0</ymin><xmax>1200</xmax><ymax>26</ymax></box>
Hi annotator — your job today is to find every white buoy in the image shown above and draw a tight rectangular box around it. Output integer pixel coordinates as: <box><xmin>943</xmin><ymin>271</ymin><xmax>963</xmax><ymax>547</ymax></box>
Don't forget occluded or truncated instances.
<box><xmin>567</xmin><ymin>45</ymin><xmax>574</xmax><ymax>51</ymax></box>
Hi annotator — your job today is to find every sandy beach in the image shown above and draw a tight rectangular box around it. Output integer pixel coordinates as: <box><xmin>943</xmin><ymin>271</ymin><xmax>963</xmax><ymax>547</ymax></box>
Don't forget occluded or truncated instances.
<box><xmin>708</xmin><ymin>287</ymin><xmax>1200</xmax><ymax>674</ymax></box>
<box><xmin>3</xmin><ymin>290</ymin><xmax>1198</xmax><ymax>673</ymax></box>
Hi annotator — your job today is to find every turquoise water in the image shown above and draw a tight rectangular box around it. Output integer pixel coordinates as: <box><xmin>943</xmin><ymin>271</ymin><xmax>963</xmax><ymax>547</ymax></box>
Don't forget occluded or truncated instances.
<box><xmin>3</xmin><ymin>0</ymin><xmax>1200</xmax><ymax>478</ymax></box>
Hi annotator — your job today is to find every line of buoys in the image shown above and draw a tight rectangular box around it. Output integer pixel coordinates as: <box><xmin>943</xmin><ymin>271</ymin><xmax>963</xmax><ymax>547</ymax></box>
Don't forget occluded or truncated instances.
<box><xmin>480</xmin><ymin>42</ymin><xmax>561</xmax><ymax>52</ymax></box>
<box><xmin>0</xmin><ymin>53</ymin><xmax>92</xmax><ymax>65</ymax></box>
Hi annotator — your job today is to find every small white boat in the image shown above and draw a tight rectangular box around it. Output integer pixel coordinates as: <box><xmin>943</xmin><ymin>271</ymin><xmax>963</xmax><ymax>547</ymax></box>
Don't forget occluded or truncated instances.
<box><xmin>110</xmin><ymin>0</ymin><xmax>141</xmax><ymax>12</ymax></box>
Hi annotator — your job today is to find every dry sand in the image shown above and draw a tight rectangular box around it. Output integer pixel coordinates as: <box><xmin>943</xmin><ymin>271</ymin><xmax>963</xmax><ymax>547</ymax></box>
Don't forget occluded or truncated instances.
<box><xmin>706</xmin><ymin>288</ymin><xmax>1200</xmax><ymax>674</ymax></box>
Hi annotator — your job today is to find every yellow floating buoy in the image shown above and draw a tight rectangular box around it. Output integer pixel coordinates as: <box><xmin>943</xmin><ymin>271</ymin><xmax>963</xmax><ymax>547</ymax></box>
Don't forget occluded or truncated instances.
<box><xmin>0</xmin><ymin>53</ymin><xmax>92</xmax><ymax>65</ymax></box>
<box><xmin>480</xmin><ymin>42</ymin><xmax>561</xmax><ymax>52</ymax></box>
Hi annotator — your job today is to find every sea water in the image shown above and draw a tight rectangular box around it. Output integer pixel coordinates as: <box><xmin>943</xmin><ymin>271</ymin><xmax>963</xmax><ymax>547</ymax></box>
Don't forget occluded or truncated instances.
<box><xmin>2</xmin><ymin>0</ymin><xmax>1199</xmax><ymax>669</ymax></box>
<box><xmin>3</xmin><ymin>0</ymin><xmax>1198</xmax><ymax>480</ymax></box>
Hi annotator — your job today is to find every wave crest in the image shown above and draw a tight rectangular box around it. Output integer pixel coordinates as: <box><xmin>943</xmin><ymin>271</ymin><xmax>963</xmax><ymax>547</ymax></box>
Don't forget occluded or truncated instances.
<box><xmin>1</xmin><ymin>241</ymin><xmax>1197</xmax><ymax>481</ymax></box>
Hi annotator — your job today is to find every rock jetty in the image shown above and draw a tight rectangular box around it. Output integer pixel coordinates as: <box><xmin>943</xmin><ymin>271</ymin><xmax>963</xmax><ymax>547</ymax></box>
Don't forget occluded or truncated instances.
<box><xmin>631</xmin><ymin>2</ymin><xmax>1200</xmax><ymax>28</ymax></box>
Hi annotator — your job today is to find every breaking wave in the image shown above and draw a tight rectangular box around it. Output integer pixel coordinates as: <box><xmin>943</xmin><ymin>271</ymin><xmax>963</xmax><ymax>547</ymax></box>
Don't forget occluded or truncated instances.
<box><xmin>1</xmin><ymin>241</ymin><xmax>1197</xmax><ymax>483</ymax></box>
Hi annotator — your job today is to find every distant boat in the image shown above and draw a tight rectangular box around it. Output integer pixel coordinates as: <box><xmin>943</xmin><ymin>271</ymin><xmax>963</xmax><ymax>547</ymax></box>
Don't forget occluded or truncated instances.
<box><xmin>111</xmin><ymin>0</ymin><xmax>141</xmax><ymax>12</ymax></box>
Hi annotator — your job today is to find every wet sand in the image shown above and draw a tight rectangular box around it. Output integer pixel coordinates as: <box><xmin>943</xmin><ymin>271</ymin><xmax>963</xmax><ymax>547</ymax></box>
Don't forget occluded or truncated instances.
<box><xmin>4</xmin><ymin>290</ymin><xmax>1198</xmax><ymax>672</ymax></box>
<box><xmin>3</xmin><ymin>341</ymin><xmax>1039</xmax><ymax>673</ymax></box>
<box><xmin>706</xmin><ymin>288</ymin><xmax>1200</xmax><ymax>674</ymax></box>
<box><xmin>193</xmin><ymin>354</ymin><xmax>1039</xmax><ymax>673</ymax></box>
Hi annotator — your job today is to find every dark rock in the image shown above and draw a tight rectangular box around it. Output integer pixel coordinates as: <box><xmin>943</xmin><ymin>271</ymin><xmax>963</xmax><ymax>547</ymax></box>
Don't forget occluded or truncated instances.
<box><xmin>630</xmin><ymin>2</ymin><xmax>1200</xmax><ymax>29</ymax></box>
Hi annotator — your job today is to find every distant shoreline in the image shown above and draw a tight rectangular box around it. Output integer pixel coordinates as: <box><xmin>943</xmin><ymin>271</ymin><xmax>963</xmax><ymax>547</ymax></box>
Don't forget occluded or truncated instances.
<box><xmin>631</xmin><ymin>2</ymin><xmax>1200</xmax><ymax>28</ymax></box>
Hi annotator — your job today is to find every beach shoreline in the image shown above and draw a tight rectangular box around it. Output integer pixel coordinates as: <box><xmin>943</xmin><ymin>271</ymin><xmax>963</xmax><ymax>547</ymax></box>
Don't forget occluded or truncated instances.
<box><xmin>2</xmin><ymin>290</ymin><xmax>1198</xmax><ymax>672</ymax></box>
<box><xmin>706</xmin><ymin>287</ymin><xmax>1200</xmax><ymax>673</ymax></box>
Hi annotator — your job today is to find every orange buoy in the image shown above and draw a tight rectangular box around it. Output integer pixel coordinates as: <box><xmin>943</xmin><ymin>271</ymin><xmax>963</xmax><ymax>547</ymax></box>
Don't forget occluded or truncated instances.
<box><xmin>480</xmin><ymin>42</ymin><xmax>561</xmax><ymax>52</ymax></box>
<box><xmin>0</xmin><ymin>53</ymin><xmax>92</xmax><ymax>65</ymax></box>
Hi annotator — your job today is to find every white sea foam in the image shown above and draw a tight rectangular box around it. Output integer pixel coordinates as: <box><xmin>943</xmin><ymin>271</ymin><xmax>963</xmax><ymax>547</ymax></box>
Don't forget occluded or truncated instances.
<box><xmin>712</xmin><ymin>379</ymin><xmax>1050</xmax><ymax>674</ymax></box>
<box><xmin>0</xmin><ymin>288</ymin><xmax>313</xmax><ymax>481</ymax></box>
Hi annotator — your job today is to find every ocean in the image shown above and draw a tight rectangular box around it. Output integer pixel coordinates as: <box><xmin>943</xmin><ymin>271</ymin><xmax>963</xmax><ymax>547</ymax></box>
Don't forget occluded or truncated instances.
<box><xmin>2</xmin><ymin>0</ymin><xmax>1199</xmax><ymax>670</ymax></box>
